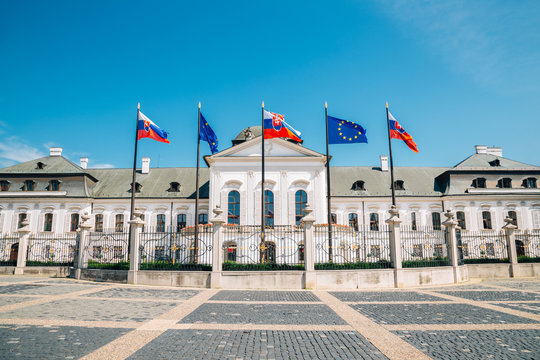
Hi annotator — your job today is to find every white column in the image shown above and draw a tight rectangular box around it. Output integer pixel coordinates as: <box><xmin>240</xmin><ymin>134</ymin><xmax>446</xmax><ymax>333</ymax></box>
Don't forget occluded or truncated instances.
<box><xmin>301</xmin><ymin>204</ymin><xmax>316</xmax><ymax>289</ymax></box>
<box><xmin>14</xmin><ymin>220</ymin><xmax>31</xmax><ymax>275</ymax></box>
<box><xmin>210</xmin><ymin>205</ymin><xmax>226</xmax><ymax>288</ymax></box>
<box><xmin>502</xmin><ymin>217</ymin><xmax>519</xmax><ymax>277</ymax></box>
<box><xmin>386</xmin><ymin>206</ymin><xmax>402</xmax><ymax>288</ymax></box>
<box><xmin>74</xmin><ymin>213</ymin><xmax>92</xmax><ymax>279</ymax></box>
<box><xmin>128</xmin><ymin>211</ymin><xmax>144</xmax><ymax>285</ymax></box>
<box><xmin>442</xmin><ymin>210</ymin><xmax>460</xmax><ymax>283</ymax></box>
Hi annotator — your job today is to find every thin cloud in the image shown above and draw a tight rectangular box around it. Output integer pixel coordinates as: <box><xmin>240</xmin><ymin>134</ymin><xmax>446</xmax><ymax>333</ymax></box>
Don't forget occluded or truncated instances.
<box><xmin>0</xmin><ymin>137</ymin><xmax>46</xmax><ymax>167</ymax></box>
<box><xmin>90</xmin><ymin>163</ymin><xmax>115</xmax><ymax>169</ymax></box>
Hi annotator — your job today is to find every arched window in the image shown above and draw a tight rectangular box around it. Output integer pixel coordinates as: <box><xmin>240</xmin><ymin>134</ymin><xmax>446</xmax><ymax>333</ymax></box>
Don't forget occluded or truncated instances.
<box><xmin>472</xmin><ymin>178</ymin><xmax>486</xmax><ymax>188</ymax></box>
<box><xmin>369</xmin><ymin>213</ymin><xmax>379</xmax><ymax>231</ymax></box>
<box><xmin>198</xmin><ymin>213</ymin><xmax>208</xmax><ymax>225</ymax></box>
<box><xmin>94</xmin><ymin>214</ymin><xmax>103</xmax><ymax>232</ymax></box>
<box><xmin>411</xmin><ymin>212</ymin><xmax>417</xmax><ymax>230</ymax></box>
<box><xmin>264</xmin><ymin>190</ymin><xmax>274</xmax><ymax>227</ymax></box>
<box><xmin>497</xmin><ymin>178</ymin><xmax>512</xmax><ymax>188</ymax></box>
<box><xmin>228</xmin><ymin>190</ymin><xmax>240</xmax><ymax>225</ymax></box>
<box><xmin>44</xmin><ymin>213</ymin><xmax>53</xmax><ymax>232</ymax></box>
<box><xmin>331</xmin><ymin>213</ymin><xmax>337</xmax><ymax>224</ymax></box>
<box><xmin>432</xmin><ymin>212</ymin><xmax>441</xmax><ymax>230</ymax></box>
<box><xmin>115</xmin><ymin>214</ymin><xmax>124</xmax><ymax>232</ymax></box>
<box><xmin>295</xmin><ymin>190</ymin><xmax>307</xmax><ymax>225</ymax></box>
<box><xmin>156</xmin><ymin>214</ymin><xmax>165</xmax><ymax>232</ymax></box>
<box><xmin>70</xmin><ymin>214</ymin><xmax>79</xmax><ymax>232</ymax></box>
<box><xmin>352</xmin><ymin>180</ymin><xmax>365</xmax><ymax>191</ymax></box>
<box><xmin>522</xmin><ymin>178</ymin><xmax>537</xmax><ymax>188</ymax></box>
<box><xmin>456</xmin><ymin>211</ymin><xmax>466</xmax><ymax>230</ymax></box>
<box><xmin>482</xmin><ymin>211</ymin><xmax>492</xmax><ymax>229</ymax></box>
<box><xmin>349</xmin><ymin>213</ymin><xmax>358</xmax><ymax>231</ymax></box>
<box><xmin>176</xmin><ymin>214</ymin><xmax>186</xmax><ymax>231</ymax></box>
<box><xmin>507</xmin><ymin>210</ymin><xmax>518</xmax><ymax>227</ymax></box>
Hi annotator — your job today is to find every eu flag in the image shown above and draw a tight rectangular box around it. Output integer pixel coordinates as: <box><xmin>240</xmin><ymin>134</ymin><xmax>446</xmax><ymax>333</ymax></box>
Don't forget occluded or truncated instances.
<box><xmin>328</xmin><ymin>116</ymin><xmax>367</xmax><ymax>144</ymax></box>
<box><xmin>200</xmin><ymin>113</ymin><xmax>219</xmax><ymax>154</ymax></box>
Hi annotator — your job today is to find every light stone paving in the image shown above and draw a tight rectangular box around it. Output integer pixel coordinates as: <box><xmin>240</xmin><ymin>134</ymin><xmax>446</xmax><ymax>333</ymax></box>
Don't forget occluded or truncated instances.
<box><xmin>0</xmin><ymin>275</ymin><xmax>538</xmax><ymax>359</ymax></box>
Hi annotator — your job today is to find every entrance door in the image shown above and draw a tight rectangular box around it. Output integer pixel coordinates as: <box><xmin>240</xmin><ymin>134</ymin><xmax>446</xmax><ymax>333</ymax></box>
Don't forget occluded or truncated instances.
<box><xmin>9</xmin><ymin>243</ymin><xmax>19</xmax><ymax>262</ymax></box>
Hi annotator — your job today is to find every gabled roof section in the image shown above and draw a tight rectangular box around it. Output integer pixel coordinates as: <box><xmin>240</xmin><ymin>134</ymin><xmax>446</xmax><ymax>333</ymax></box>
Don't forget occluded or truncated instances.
<box><xmin>453</xmin><ymin>153</ymin><xmax>540</xmax><ymax>170</ymax></box>
<box><xmin>0</xmin><ymin>155</ymin><xmax>97</xmax><ymax>179</ymax></box>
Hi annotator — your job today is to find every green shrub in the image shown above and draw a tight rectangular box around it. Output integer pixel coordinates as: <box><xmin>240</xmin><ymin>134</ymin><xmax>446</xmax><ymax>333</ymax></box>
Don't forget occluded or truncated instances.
<box><xmin>314</xmin><ymin>260</ymin><xmax>392</xmax><ymax>270</ymax></box>
<box><xmin>463</xmin><ymin>258</ymin><xmax>508</xmax><ymax>264</ymax></box>
<box><xmin>87</xmin><ymin>260</ymin><xmax>130</xmax><ymax>270</ymax></box>
<box><xmin>517</xmin><ymin>256</ymin><xmax>540</xmax><ymax>263</ymax></box>
<box><xmin>402</xmin><ymin>258</ymin><xmax>449</xmax><ymax>268</ymax></box>
<box><xmin>222</xmin><ymin>261</ymin><xmax>304</xmax><ymax>271</ymax></box>
<box><xmin>26</xmin><ymin>261</ymin><xmax>73</xmax><ymax>267</ymax></box>
<box><xmin>140</xmin><ymin>261</ymin><xmax>211</xmax><ymax>271</ymax></box>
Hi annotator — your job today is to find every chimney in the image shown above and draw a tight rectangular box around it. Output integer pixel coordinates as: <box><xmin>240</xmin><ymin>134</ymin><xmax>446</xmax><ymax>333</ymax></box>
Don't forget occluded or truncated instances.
<box><xmin>50</xmin><ymin>147</ymin><xmax>63</xmax><ymax>157</ymax></box>
<box><xmin>79</xmin><ymin>157</ymin><xmax>88</xmax><ymax>169</ymax></box>
<box><xmin>380</xmin><ymin>155</ymin><xmax>388</xmax><ymax>172</ymax></box>
<box><xmin>486</xmin><ymin>146</ymin><xmax>502</xmax><ymax>157</ymax></box>
<box><xmin>475</xmin><ymin>145</ymin><xmax>487</xmax><ymax>154</ymax></box>
<box><xmin>141</xmin><ymin>157</ymin><xmax>150</xmax><ymax>174</ymax></box>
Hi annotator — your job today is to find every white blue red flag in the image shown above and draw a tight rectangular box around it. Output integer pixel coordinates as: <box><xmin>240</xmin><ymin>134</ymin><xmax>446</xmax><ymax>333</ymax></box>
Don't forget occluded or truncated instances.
<box><xmin>137</xmin><ymin>111</ymin><xmax>170</xmax><ymax>144</ymax></box>
<box><xmin>263</xmin><ymin>110</ymin><xmax>301</xmax><ymax>142</ymax></box>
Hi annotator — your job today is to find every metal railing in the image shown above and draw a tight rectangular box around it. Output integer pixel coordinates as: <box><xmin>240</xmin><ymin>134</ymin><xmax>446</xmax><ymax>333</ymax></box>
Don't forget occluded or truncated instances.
<box><xmin>0</xmin><ymin>234</ymin><xmax>19</xmax><ymax>266</ymax></box>
<box><xmin>222</xmin><ymin>225</ymin><xmax>304</xmax><ymax>270</ymax></box>
<box><xmin>515</xmin><ymin>230</ymin><xmax>540</xmax><ymax>262</ymax></box>
<box><xmin>86</xmin><ymin>228</ymin><xmax>130</xmax><ymax>269</ymax></box>
<box><xmin>140</xmin><ymin>225</ymin><xmax>213</xmax><ymax>271</ymax></box>
<box><xmin>459</xmin><ymin>230</ymin><xmax>508</xmax><ymax>263</ymax></box>
<box><xmin>401</xmin><ymin>226</ymin><xmax>450</xmax><ymax>267</ymax></box>
<box><xmin>314</xmin><ymin>224</ymin><xmax>392</xmax><ymax>269</ymax></box>
<box><xmin>26</xmin><ymin>233</ymin><xmax>77</xmax><ymax>266</ymax></box>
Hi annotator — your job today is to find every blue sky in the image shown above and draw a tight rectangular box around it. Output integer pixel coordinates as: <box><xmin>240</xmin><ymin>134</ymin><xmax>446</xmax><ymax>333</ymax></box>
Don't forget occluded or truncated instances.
<box><xmin>1</xmin><ymin>0</ymin><xmax>539</xmax><ymax>169</ymax></box>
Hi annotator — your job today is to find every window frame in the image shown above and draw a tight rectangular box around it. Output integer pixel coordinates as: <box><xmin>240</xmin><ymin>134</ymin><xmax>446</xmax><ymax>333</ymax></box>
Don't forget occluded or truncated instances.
<box><xmin>228</xmin><ymin>190</ymin><xmax>240</xmax><ymax>225</ymax></box>
<box><xmin>432</xmin><ymin>212</ymin><xmax>441</xmax><ymax>230</ymax></box>
<box><xmin>369</xmin><ymin>213</ymin><xmax>379</xmax><ymax>231</ymax></box>
<box><xmin>482</xmin><ymin>211</ymin><xmax>492</xmax><ymax>229</ymax></box>
<box><xmin>156</xmin><ymin>214</ymin><xmax>166</xmax><ymax>232</ymax></box>
<box><xmin>295</xmin><ymin>190</ymin><xmax>308</xmax><ymax>226</ymax></box>
<box><xmin>43</xmin><ymin>213</ymin><xmax>53</xmax><ymax>232</ymax></box>
<box><xmin>264</xmin><ymin>190</ymin><xmax>274</xmax><ymax>227</ymax></box>
<box><xmin>94</xmin><ymin>214</ymin><xmax>103</xmax><ymax>232</ymax></box>
<box><xmin>115</xmin><ymin>214</ymin><xmax>124</xmax><ymax>232</ymax></box>
<box><xmin>70</xmin><ymin>213</ymin><xmax>79</xmax><ymax>232</ymax></box>
<box><xmin>176</xmin><ymin>214</ymin><xmax>186</xmax><ymax>231</ymax></box>
<box><xmin>456</xmin><ymin>211</ymin><xmax>466</xmax><ymax>230</ymax></box>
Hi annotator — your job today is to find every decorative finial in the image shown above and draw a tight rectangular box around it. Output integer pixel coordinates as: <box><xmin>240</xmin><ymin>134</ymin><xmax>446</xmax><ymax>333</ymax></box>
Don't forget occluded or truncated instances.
<box><xmin>385</xmin><ymin>101</ymin><xmax>388</xmax><ymax>108</ymax></box>
<box><xmin>325</xmin><ymin>101</ymin><xmax>327</xmax><ymax>109</ymax></box>
<box><xmin>137</xmin><ymin>102</ymin><xmax>140</xmax><ymax>110</ymax></box>
<box><xmin>198</xmin><ymin>101</ymin><xmax>201</xmax><ymax>109</ymax></box>
<box><xmin>262</xmin><ymin>101</ymin><xmax>264</xmax><ymax>107</ymax></box>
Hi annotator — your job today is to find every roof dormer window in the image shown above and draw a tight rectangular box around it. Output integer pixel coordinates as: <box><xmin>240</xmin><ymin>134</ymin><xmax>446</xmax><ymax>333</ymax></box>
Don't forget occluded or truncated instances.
<box><xmin>134</xmin><ymin>182</ymin><xmax>142</xmax><ymax>193</ymax></box>
<box><xmin>497</xmin><ymin>177</ymin><xmax>512</xmax><ymax>188</ymax></box>
<box><xmin>352</xmin><ymin>180</ymin><xmax>365</xmax><ymax>191</ymax></box>
<box><xmin>23</xmin><ymin>180</ymin><xmax>35</xmax><ymax>191</ymax></box>
<box><xmin>393</xmin><ymin>180</ymin><xmax>405</xmax><ymax>190</ymax></box>
<box><xmin>169</xmin><ymin>182</ymin><xmax>181</xmax><ymax>192</ymax></box>
<box><xmin>489</xmin><ymin>159</ymin><xmax>501</xmax><ymax>167</ymax></box>
<box><xmin>0</xmin><ymin>180</ymin><xmax>10</xmax><ymax>191</ymax></box>
<box><xmin>523</xmin><ymin>177</ymin><xmax>537</xmax><ymax>189</ymax></box>
<box><xmin>472</xmin><ymin>178</ymin><xmax>486</xmax><ymax>188</ymax></box>
<box><xmin>48</xmin><ymin>180</ymin><xmax>61</xmax><ymax>191</ymax></box>
<box><xmin>36</xmin><ymin>162</ymin><xmax>46</xmax><ymax>170</ymax></box>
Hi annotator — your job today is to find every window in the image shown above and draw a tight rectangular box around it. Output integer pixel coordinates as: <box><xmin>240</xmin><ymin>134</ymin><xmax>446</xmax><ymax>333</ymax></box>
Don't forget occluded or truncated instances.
<box><xmin>18</xmin><ymin>213</ymin><xmax>27</xmax><ymax>229</ymax></box>
<box><xmin>489</xmin><ymin>159</ymin><xmax>501</xmax><ymax>167</ymax></box>
<box><xmin>411</xmin><ymin>212</ymin><xmax>417</xmax><ymax>230</ymax></box>
<box><xmin>456</xmin><ymin>211</ymin><xmax>466</xmax><ymax>230</ymax></box>
<box><xmin>156</xmin><ymin>214</ymin><xmax>166</xmax><ymax>232</ymax></box>
<box><xmin>169</xmin><ymin>182</ymin><xmax>180</xmax><ymax>192</ymax></box>
<box><xmin>352</xmin><ymin>180</ymin><xmax>365</xmax><ymax>191</ymax></box>
<box><xmin>70</xmin><ymin>214</ymin><xmax>79</xmax><ymax>232</ymax></box>
<box><xmin>0</xmin><ymin>180</ymin><xmax>10</xmax><ymax>191</ymax></box>
<box><xmin>349</xmin><ymin>213</ymin><xmax>358</xmax><ymax>231</ymax></box>
<box><xmin>44</xmin><ymin>213</ymin><xmax>53</xmax><ymax>232</ymax></box>
<box><xmin>199</xmin><ymin>213</ymin><xmax>208</xmax><ymax>225</ymax></box>
<box><xmin>472</xmin><ymin>178</ymin><xmax>486</xmax><ymax>188</ymax></box>
<box><xmin>507</xmin><ymin>210</ymin><xmax>518</xmax><ymax>227</ymax></box>
<box><xmin>115</xmin><ymin>214</ymin><xmax>124</xmax><ymax>232</ymax></box>
<box><xmin>482</xmin><ymin>211</ymin><xmax>492</xmax><ymax>229</ymax></box>
<box><xmin>113</xmin><ymin>246</ymin><xmax>123</xmax><ymax>259</ymax></box>
<box><xmin>331</xmin><ymin>213</ymin><xmax>337</xmax><ymax>224</ymax></box>
<box><xmin>228</xmin><ymin>190</ymin><xmax>240</xmax><ymax>225</ymax></box>
<box><xmin>295</xmin><ymin>190</ymin><xmax>307</xmax><ymax>225</ymax></box>
<box><xmin>24</xmin><ymin>180</ymin><xmax>35</xmax><ymax>191</ymax></box>
<box><xmin>264</xmin><ymin>190</ymin><xmax>274</xmax><ymax>227</ymax></box>
<box><xmin>176</xmin><ymin>214</ymin><xmax>186</xmax><ymax>231</ymax></box>
<box><xmin>394</xmin><ymin>180</ymin><xmax>405</xmax><ymax>190</ymax></box>
<box><xmin>523</xmin><ymin>178</ymin><xmax>537</xmax><ymax>188</ymax></box>
<box><xmin>95</xmin><ymin>214</ymin><xmax>103</xmax><ymax>232</ymax></box>
<box><xmin>432</xmin><ymin>212</ymin><xmax>441</xmax><ymax>230</ymax></box>
<box><xmin>369</xmin><ymin>213</ymin><xmax>379</xmax><ymax>231</ymax></box>
<box><xmin>134</xmin><ymin>182</ymin><xmax>142</xmax><ymax>193</ymax></box>
<box><xmin>412</xmin><ymin>244</ymin><xmax>423</xmax><ymax>257</ymax></box>
<box><xmin>36</xmin><ymin>161</ymin><xmax>46</xmax><ymax>170</ymax></box>
<box><xmin>49</xmin><ymin>180</ymin><xmax>60</xmax><ymax>191</ymax></box>
<box><xmin>223</xmin><ymin>242</ymin><xmax>237</xmax><ymax>262</ymax></box>
<box><xmin>497</xmin><ymin>178</ymin><xmax>512</xmax><ymax>188</ymax></box>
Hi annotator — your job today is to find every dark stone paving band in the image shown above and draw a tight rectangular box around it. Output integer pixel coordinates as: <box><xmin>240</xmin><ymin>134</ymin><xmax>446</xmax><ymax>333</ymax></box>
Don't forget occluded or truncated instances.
<box><xmin>210</xmin><ymin>290</ymin><xmax>321</xmax><ymax>302</ymax></box>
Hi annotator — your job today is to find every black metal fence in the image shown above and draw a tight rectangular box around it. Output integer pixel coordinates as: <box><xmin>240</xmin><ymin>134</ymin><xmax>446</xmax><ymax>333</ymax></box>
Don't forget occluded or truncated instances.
<box><xmin>314</xmin><ymin>224</ymin><xmax>392</xmax><ymax>269</ymax></box>
<box><xmin>459</xmin><ymin>230</ymin><xmax>508</xmax><ymax>263</ymax></box>
<box><xmin>140</xmin><ymin>225</ymin><xmax>213</xmax><ymax>271</ymax></box>
<box><xmin>86</xmin><ymin>228</ymin><xmax>130</xmax><ymax>269</ymax></box>
<box><xmin>515</xmin><ymin>230</ymin><xmax>540</xmax><ymax>263</ymax></box>
<box><xmin>26</xmin><ymin>233</ymin><xmax>77</xmax><ymax>266</ymax></box>
<box><xmin>401</xmin><ymin>226</ymin><xmax>450</xmax><ymax>267</ymax></box>
<box><xmin>222</xmin><ymin>225</ymin><xmax>304</xmax><ymax>270</ymax></box>
<box><xmin>0</xmin><ymin>234</ymin><xmax>19</xmax><ymax>266</ymax></box>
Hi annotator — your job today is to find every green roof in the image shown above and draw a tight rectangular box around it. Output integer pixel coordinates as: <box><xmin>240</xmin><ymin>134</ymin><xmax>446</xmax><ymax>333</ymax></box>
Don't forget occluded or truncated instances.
<box><xmin>0</xmin><ymin>156</ymin><xmax>87</xmax><ymax>175</ymax></box>
<box><xmin>453</xmin><ymin>153</ymin><xmax>540</xmax><ymax>170</ymax></box>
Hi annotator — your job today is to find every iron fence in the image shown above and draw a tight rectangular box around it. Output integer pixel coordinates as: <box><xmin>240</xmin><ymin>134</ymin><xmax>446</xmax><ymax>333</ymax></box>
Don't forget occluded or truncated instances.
<box><xmin>222</xmin><ymin>225</ymin><xmax>304</xmax><ymax>270</ymax></box>
<box><xmin>86</xmin><ymin>228</ymin><xmax>130</xmax><ymax>269</ymax></box>
<box><xmin>140</xmin><ymin>225</ymin><xmax>213</xmax><ymax>271</ymax></box>
<box><xmin>314</xmin><ymin>224</ymin><xmax>392</xmax><ymax>269</ymax></box>
<box><xmin>26</xmin><ymin>233</ymin><xmax>77</xmax><ymax>266</ymax></box>
<box><xmin>515</xmin><ymin>230</ymin><xmax>540</xmax><ymax>262</ymax></box>
<box><xmin>401</xmin><ymin>226</ymin><xmax>450</xmax><ymax>267</ymax></box>
<box><xmin>459</xmin><ymin>230</ymin><xmax>508</xmax><ymax>263</ymax></box>
<box><xmin>0</xmin><ymin>234</ymin><xmax>19</xmax><ymax>266</ymax></box>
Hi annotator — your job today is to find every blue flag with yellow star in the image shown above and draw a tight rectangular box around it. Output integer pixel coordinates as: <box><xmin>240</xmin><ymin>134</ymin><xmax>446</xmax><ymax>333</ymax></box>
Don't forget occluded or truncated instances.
<box><xmin>328</xmin><ymin>116</ymin><xmax>367</xmax><ymax>144</ymax></box>
<box><xmin>200</xmin><ymin>113</ymin><xmax>219</xmax><ymax>154</ymax></box>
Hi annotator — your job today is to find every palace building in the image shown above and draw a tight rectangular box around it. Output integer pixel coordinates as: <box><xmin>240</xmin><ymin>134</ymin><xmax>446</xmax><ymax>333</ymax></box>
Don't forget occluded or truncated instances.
<box><xmin>1</xmin><ymin>126</ymin><xmax>539</xmax><ymax>235</ymax></box>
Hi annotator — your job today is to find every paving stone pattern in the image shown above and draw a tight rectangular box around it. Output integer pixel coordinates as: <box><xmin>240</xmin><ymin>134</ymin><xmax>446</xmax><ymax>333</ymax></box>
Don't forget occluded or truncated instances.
<box><xmin>210</xmin><ymin>290</ymin><xmax>321</xmax><ymax>302</ymax></box>
<box><xmin>0</xmin><ymin>296</ymin><xmax>34</xmax><ymax>306</ymax></box>
<box><xmin>483</xmin><ymin>280</ymin><xmax>540</xmax><ymax>291</ymax></box>
<box><xmin>490</xmin><ymin>302</ymin><xmax>540</xmax><ymax>315</ymax></box>
<box><xmin>394</xmin><ymin>329</ymin><xmax>540</xmax><ymax>360</ymax></box>
<box><xmin>435</xmin><ymin>290</ymin><xmax>540</xmax><ymax>302</ymax></box>
<box><xmin>350</xmin><ymin>303</ymin><xmax>539</xmax><ymax>325</ymax></box>
<box><xmin>0</xmin><ymin>324</ymin><xmax>132</xmax><ymax>360</ymax></box>
<box><xmin>0</xmin><ymin>283</ymin><xmax>91</xmax><ymax>295</ymax></box>
<box><xmin>87</xmin><ymin>287</ymin><xmax>199</xmax><ymax>300</ymax></box>
<box><xmin>180</xmin><ymin>303</ymin><xmax>346</xmax><ymax>325</ymax></box>
<box><xmin>330</xmin><ymin>291</ymin><xmax>449</xmax><ymax>302</ymax></box>
<box><xmin>0</xmin><ymin>276</ymin><xmax>48</xmax><ymax>283</ymax></box>
<box><xmin>128</xmin><ymin>329</ymin><xmax>388</xmax><ymax>360</ymax></box>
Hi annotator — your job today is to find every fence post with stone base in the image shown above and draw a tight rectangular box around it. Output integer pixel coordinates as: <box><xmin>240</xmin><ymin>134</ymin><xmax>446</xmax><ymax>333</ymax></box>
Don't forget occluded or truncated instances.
<box><xmin>210</xmin><ymin>206</ymin><xmax>226</xmax><ymax>288</ymax></box>
<box><xmin>442</xmin><ymin>210</ymin><xmax>460</xmax><ymax>283</ymax></box>
<box><xmin>14</xmin><ymin>220</ymin><xmax>31</xmax><ymax>275</ymax></box>
<box><xmin>386</xmin><ymin>205</ymin><xmax>402</xmax><ymax>288</ymax></box>
<box><xmin>301</xmin><ymin>204</ymin><xmax>316</xmax><ymax>289</ymax></box>
<box><xmin>502</xmin><ymin>217</ymin><xmax>519</xmax><ymax>277</ymax></box>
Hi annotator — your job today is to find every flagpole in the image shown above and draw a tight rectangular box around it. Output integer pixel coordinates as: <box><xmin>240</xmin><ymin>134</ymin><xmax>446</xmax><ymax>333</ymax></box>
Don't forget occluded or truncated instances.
<box><xmin>385</xmin><ymin>102</ymin><xmax>396</xmax><ymax>206</ymax></box>
<box><xmin>194</xmin><ymin>102</ymin><xmax>201</xmax><ymax>264</ymax></box>
<box><xmin>128</xmin><ymin>102</ymin><xmax>140</xmax><ymax>256</ymax></box>
<box><xmin>261</xmin><ymin>101</ymin><xmax>265</xmax><ymax>262</ymax></box>
<box><xmin>325</xmin><ymin>102</ymin><xmax>333</xmax><ymax>263</ymax></box>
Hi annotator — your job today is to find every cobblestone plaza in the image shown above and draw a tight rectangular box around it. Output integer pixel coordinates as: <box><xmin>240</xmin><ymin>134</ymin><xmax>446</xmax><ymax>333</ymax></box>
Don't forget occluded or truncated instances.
<box><xmin>0</xmin><ymin>276</ymin><xmax>538</xmax><ymax>359</ymax></box>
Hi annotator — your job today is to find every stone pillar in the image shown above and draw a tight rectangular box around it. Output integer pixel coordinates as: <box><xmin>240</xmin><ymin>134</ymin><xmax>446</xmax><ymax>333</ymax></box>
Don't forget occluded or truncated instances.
<box><xmin>502</xmin><ymin>217</ymin><xmax>519</xmax><ymax>277</ymax></box>
<box><xmin>210</xmin><ymin>206</ymin><xmax>226</xmax><ymax>288</ymax></box>
<box><xmin>14</xmin><ymin>220</ymin><xmax>31</xmax><ymax>275</ymax></box>
<box><xmin>127</xmin><ymin>211</ymin><xmax>144</xmax><ymax>285</ymax></box>
<box><xmin>301</xmin><ymin>204</ymin><xmax>316</xmax><ymax>289</ymax></box>
<box><xmin>442</xmin><ymin>210</ymin><xmax>460</xmax><ymax>283</ymax></box>
<box><xmin>74</xmin><ymin>213</ymin><xmax>92</xmax><ymax>280</ymax></box>
<box><xmin>385</xmin><ymin>206</ymin><xmax>402</xmax><ymax>288</ymax></box>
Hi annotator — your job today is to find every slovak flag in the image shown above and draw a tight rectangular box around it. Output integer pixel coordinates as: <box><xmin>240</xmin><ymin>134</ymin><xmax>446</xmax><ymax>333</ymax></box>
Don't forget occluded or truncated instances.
<box><xmin>137</xmin><ymin>111</ymin><xmax>170</xmax><ymax>144</ymax></box>
<box><xmin>388</xmin><ymin>111</ymin><xmax>418</xmax><ymax>153</ymax></box>
<box><xmin>263</xmin><ymin>110</ymin><xmax>302</xmax><ymax>142</ymax></box>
